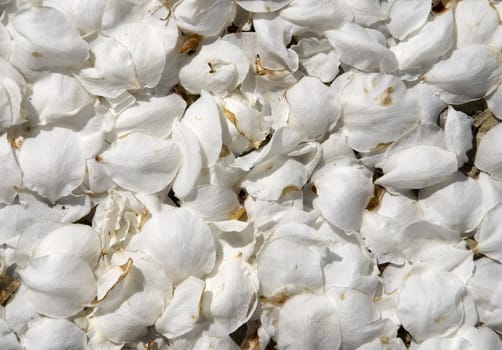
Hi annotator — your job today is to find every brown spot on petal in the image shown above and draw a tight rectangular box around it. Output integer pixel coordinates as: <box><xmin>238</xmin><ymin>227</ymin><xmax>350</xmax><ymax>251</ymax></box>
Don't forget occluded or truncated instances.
<box><xmin>433</xmin><ymin>315</ymin><xmax>445</xmax><ymax>324</ymax></box>
<box><xmin>339</xmin><ymin>292</ymin><xmax>345</xmax><ymax>301</ymax></box>
<box><xmin>229</xmin><ymin>207</ymin><xmax>248</xmax><ymax>221</ymax></box>
<box><xmin>432</xmin><ymin>0</ymin><xmax>457</xmax><ymax>15</ymax></box>
<box><xmin>379</xmin><ymin>86</ymin><xmax>394</xmax><ymax>106</ymax></box>
<box><xmin>138</xmin><ymin>208</ymin><xmax>150</xmax><ymax>230</ymax></box>
<box><xmin>224</xmin><ymin>109</ymin><xmax>262</xmax><ymax>149</ymax></box>
<box><xmin>31</xmin><ymin>51</ymin><xmax>43</xmax><ymax>58</ymax></box>
<box><xmin>219</xmin><ymin>144</ymin><xmax>230</xmax><ymax>157</ymax></box>
<box><xmin>95</xmin><ymin>154</ymin><xmax>102</xmax><ymax>162</ymax></box>
<box><xmin>380</xmin><ymin>336</ymin><xmax>390</xmax><ymax>345</ymax></box>
<box><xmin>179</xmin><ymin>34</ymin><xmax>202</xmax><ymax>55</ymax></box>
<box><xmin>235</xmin><ymin>252</ymin><xmax>243</xmax><ymax>258</ymax></box>
<box><xmin>241</xmin><ymin>335</ymin><xmax>260</xmax><ymax>350</ymax></box>
<box><xmin>92</xmin><ymin>258</ymin><xmax>133</xmax><ymax>304</ymax></box>
<box><xmin>366</xmin><ymin>185</ymin><xmax>385</xmax><ymax>211</ymax></box>
<box><xmin>280</xmin><ymin>185</ymin><xmax>301</xmax><ymax>198</ymax></box>
<box><xmin>0</xmin><ymin>275</ymin><xmax>20</xmax><ymax>306</ymax></box>
<box><xmin>371</xmin><ymin>142</ymin><xmax>392</xmax><ymax>152</ymax></box>
<box><xmin>260</xmin><ymin>293</ymin><xmax>290</xmax><ymax>306</ymax></box>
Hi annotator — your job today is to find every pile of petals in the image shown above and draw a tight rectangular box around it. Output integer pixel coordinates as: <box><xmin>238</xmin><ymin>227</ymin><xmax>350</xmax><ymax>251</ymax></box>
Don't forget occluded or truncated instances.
<box><xmin>2</xmin><ymin>0</ymin><xmax>502</xmax><ymax>349</ymax></box>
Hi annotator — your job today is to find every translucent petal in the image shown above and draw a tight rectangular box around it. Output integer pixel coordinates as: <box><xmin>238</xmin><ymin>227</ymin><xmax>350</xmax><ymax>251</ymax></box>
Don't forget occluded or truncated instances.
<box><xmin>444</xmin><ymin>107</ymin><xmax>473</xmax><ymax>166</ymax></box>
<box><xmin>387</xmin><ymin>0</ymin><xmax>431</xmax><ymax>40</ymax></box>
<box><xmin>419</xmin><ymin>173</ymin><xmax>483</xmax><ymax>234</ymax></box>
<box><xmin>10</xmin><ymin>6</ymin><xmax>88</xmax><ymax>71</ymax></box>
<box><xmin>99</xmin><ymin>132</ymin><xmax>181</xmax><ymax>194</ymax></box>
<box><xmin>18</xmin><ymin>128</ymin><xmax>85</xmax><ymax>203</ymax></box>
<box><xmin>156</xmin><ymin>276</ymin><xmax>205</xmax><ymax>338</ymax></box>
<box><xmin>19</xmin><ymin>253</ymin><xmax>97</xmax><ymax>318</ymax></box>
<box><xmin>181</xmin><ymin>185</ymin><xmax>240</xmax><ymax>221</ymax></box>
<box><xmin>286</xmin><ymin>76</ymin><xmax>341</xmax><ymax>139</ymax></box>
<box><xmin>280</xmin><ymin>0</ymin><xmax>352</xmax><ymax>29</ymax></box>
<box><xmin>312</xmin><ymin>159</ymin><xmax>373</xmax><ymax>231</ymax></box>
<box><xmin>22</xmin><ymin>318</ymin><xmax>86</xmax><ymax>350</ymax></box>
<box><xmin>397</xmin><ymin>271</ymin><xmax>466</xmax><ymax>341</ymax></box>
<box><xmin>325</xmin><ymin>23</ymin><xmax>398</xmax><ymax>73</ymax></box>
<box><xmin>337</xmin><ymin>72</ymin><xmax>419</xmax><ymax>152</ymax></box>
<box><xmin>140</xmin><ymin>206</ymin><xmax>216</xmax><ymax>283</ymax></box>
<box><xmin>0</xmin><ymin>133</ymin><xmax>21</xmax><ymax>204</ymax></box>
<box><xmin>423</xmin><ymin>45</ymin><xmax>502</xmax><ymax>104</ymax></box>
<box><xmin>277</xmin><ymin>293</ymin><xmax>341</xmax><ymax>350</ymax></box>
<box><xmin>30</xmin><ymin>73</ymin><xmax>93</xmax><ymax>125</ymax></box>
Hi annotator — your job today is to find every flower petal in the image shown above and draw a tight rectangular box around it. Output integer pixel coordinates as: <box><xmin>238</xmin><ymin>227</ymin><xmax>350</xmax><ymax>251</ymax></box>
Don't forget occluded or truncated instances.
<box><xmin>0</xmin><ymin>133</ymin><xmax>21</xmax><ymax>204</ymax></box>
<box><xmin>22</xmin><ymin>318</ymin><xmax>86</xmax><ymax>350</ymax></box>
<box><xmin>174</xmin><ymin>0</ymin><xmax>236</xmax><ymax>36</ymax></box>
<box><xmin>475</xmin><ymin>123</ymin><xmax>502</xmax><ymax>180</ymax></box>
<box><xmin>387</xmin><ymin>0</ymin><xmax>431</xmax><ymax>40</ymax></box>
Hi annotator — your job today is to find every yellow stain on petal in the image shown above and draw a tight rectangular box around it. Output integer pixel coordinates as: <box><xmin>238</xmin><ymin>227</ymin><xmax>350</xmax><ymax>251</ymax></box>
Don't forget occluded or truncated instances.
<box><xmin>224</xmin><ymin>109</ymin><xmax>262</xmax><ymax>149</ymax></box>
<box><xmin>229</xmin><ymin>207</ymin><xmax>248</xmax><ymax>221</ymax></box>
<box><xmin>138</xmin><ymin>208</ymin><xmax>151</xmax><ymax>230</ymax></box>
<box><xmin>280</xmin><ymin>185</ymin><xmax>301</xmax><ymax>198</ymax></box>
<box><xmin>366</xmin><ymin>185</ymin><xmax>386</xmax><ymax>211</ymax></box>
<box><xmin>219</xmin><ymin>144</ymin><xmax>230</xmax><ymax>157</ymax></box>
<box><xmin>433</xmin><ymin>315</ymin><xmax>445</xmax><ymax>324</ymax></box>
<box><xmin>179</xmin><ymin>34</ymin><xmax>202</xmax><ymax>55</ymax></box>
<box><xmin>380</xmin><ymin>336</ymin><xmax>390</xmax><ymax>344</ymax></box>
<box><xmin>379</xmin><ymin>86</ymin><xmax>394</xmax><ymax>106</ymax></box>
<box><xmin>260</xmin><ymin>293</ymin><xmax>290</xmax><ymax>306</ymax></box>
<box><xmin>241</xmin><ymin>335</ymin><xmax>260</xmax><ymax>350</ymax></box>
<box><xmin>31</xmin><ymin>51</ymin><xmax>43</xmax><ymax>58</ymax></box>
<box><xmin>339</xmin><ymin>292</ymin><xmax>345</xmax><ymax>301</ymax></box>
<box><xmin>371</xmin><ymin>142</ymin><xmax>393</xmax><ymax>152</ymax></box>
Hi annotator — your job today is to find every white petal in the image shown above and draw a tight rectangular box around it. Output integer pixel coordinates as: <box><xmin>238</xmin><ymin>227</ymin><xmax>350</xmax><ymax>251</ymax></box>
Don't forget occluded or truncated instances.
<box><xmin>179</xmin><ymin>39</ymin><xmax>249</xmax><ymax>95</ymax></box>
<box><xmin>104</xmin><ymin>22</ymin><xmax>167</xmax><ymax>88</ymax></box>
<box><xmin>338</xmin><ymin>72</ymin><xmax>419</xmax><ymax>152</ymax></box>
<box><xmin>202</xmin><ymin>258</ymin><xmax>258</xmax><ymax>333</ymax></box>
<box><xmin>22</xmin><ymin>318</ymin><xmax>86</xmax><ymax>350</ymax></box>
<box><xmin>19</xmin><ymin>253</ymin><xmax>97</xmax><ymax>318</ymax></box>
<box><xmin>278</xmin><ymin>293</ymin><xmax>341</xmax><ymax>350</ymax></box>
<box><xmin>0</xmin><ymin>317</ymin><xmax>22</xmax><ymax>350</ymax></box>
<box><xmin>455</xmin><ymin>0</ymin><xmax>499</xmax><ymax>48</ymax></box>
<box><xmin>286</xmin><ymin>76</ymin><xmax>341</xmax><ymax>139</ymax></box>
<box><xmin>387</xmin><ymin>0</ymin><xmax>431</xmax><ymax>40</ymax></box>
<box><xmin>397</xmin><ymin>271</ymin><xmax>466</xmax><ymax>341</ymax></box>
<box><xmin>43</xmin><ymin>0</ymin><xmax>106</xmax><ymax>35</ymax></box>
<box><xmin>476</xmin><ymin>203</ymin><xmax>502</xmax><ymax>263</ymax></box>
<box><xmin>0</xmin><ymin>78</ymin><xmax>24</xmax><ymax>129</ymax></box>
<box><xmin>475</xmin><ymin>123</ymin><xmax>502</xmax><ymax>180</ymax></box>
<box><xmin>423</xmin><ymin>45</ymin><xmax>502</xmax><ymax>104</ymax></box>
<box><xmin>99</xmin><ymin>132</ymin><xmax>181</xmax><ymax>194</ymax></box>
<box><xmin>140</xmin><ymin>206</ymin><xmax>216</xmax><ymax>283</ymax></box>
<box><xmin>279</xmin><ymin>0</ymin><xmax>352</xmax><ymax>29</ymax></box>
<box><xmin>174</xmin><ymin>0</ymin><xmax>236</xmax><ymax>36</ymax></box>
<box><xmin>418</xmin><ymin>172</ymin><xmax>483</xmax><ymax>234</ymax></box>
<box><xmin>291</xmin><ymin>37</ymin><xmax>340</xmax><ymax>83</ymax></box>
<box><xmin>18</xmin><ymin>128</ymin><xmax>85</xmax><ymax>203</ymax></box>
<box><xmin>156</xmin><ymin>276</ymin><xmax>205</xmax><ymax>338</ymax></box>
<box><xmin>391</xmin><ymin>11</ymin><xmax>454</xmax><ymax>72</ymax></box>
<box><xmin>325</xmin><ymin>23</ymin><xmax>398</xmax><ymax>73</ymax></box>
<box><xmin>30</xmin><ymin>73</ymin><xmax>93</xmax><ymax>125</ymax></box>
<box><xmin>376</xmin><ymin>145</ymin><xmax>457</xmax><ymax>190</ymax></box>
<box><xmin>172</xmin><ymin>122</ymin><xmax>203</xmax><ymax>198</ymax></box>
<box><xmin>478</xmin><ymin>172</ymin><xmax>502</xmax><ymax>216</ymax></box>
<box><xmin>242</xmin><ymin>156</ymin><xmax>308</xmax><ymax>201</ymax></box>
<box><xmin>10</xmin><ymin>6</ymin><xmax>88</xmax><ymax>71</ymax></box>
<box><xmin>444</xmin><ymin>107</ymin><xmax>473</xmax><ymax>166</ymax></box>
<box><xmin>182</xmin><ymin>91</ymin><xmax>222</xmax><ymax>167</ymax></box>
<box><xmin>313</xmin><ymin>159</ymin><xmax>373</xmax><ymax>231</ymax></box>
<box><xmin>114</xmin><ymin>94</ymin><xmax>186</xmax><ymax>138</ymax></box>
<box><xmin>78</xmin><ymin>35</ymin><xmax>136</xmax><ymax>98</ymax></box>
<box><xmin>235</xmin><ymin>0</ymin><xmax>290</xmax><ymax>13</ymax></box>
<box><xmin>257</xmin><ymin>224</ymin><xmax>324</xmax><ymax>296</ymax></box>
<box><xmin>182</xmin><ymin>185</ymin><xmax>240</xmax><ymax>221</ymax></box>
<box><xmin>0</xmin><ymin>133</ymin><xmax>21</xmax><ymax>204</ymax></box>
<box><xmin>486</xmin><ymin>84</ymin><xmax>502</xmax><ymax>120</ymax></box>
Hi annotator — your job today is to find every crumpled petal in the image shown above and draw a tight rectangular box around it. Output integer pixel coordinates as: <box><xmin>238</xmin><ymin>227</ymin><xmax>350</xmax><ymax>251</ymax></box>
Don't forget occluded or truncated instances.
<box><xmin>21</xmin><ymin>318</ymin><xmax>86</xmax><ymax>350</ymax></box>
<box><xmin>156</xmin><ymin>276</ymin><xmax>205</xmax><ymax>338</ymax></box>
<box><xmin>325</xmin><ymin>23</ymin><xmax>398</xmax><ymax>73</ymax></box>
<box><xmin>337</xmin><ymin>72</ymin><xmax>419</xmax><ymax>152</ymax></box>
<box><xmin>18</xmin><ymin>253</ymin><xmax>97</xmax><ymax>318</ymax></box>
<box><xmin>10</xmin><ymin>6</ymin><xmax>88</xmax><ymax>71</ymax></box>
<box><xmin>30</xmin><ymin>72</ymin><xmax>93</xmax><ymax>125</ymax></box>
<box><xmin>418</xmin><ymin>172</ymin><xmax>483</xmax><ymax>234</ymax></box>
<box><xmin>98</xmin><ymin>132</ymin><xmax>181</xmax><ymax>194</ymax></box>
<box><xmin>179</xmin><ymin>38</ymin><xmax>249</xmax><ymax>95</ymax></box>
<box><xmin>397</xmin><ymin>271</ymin><xmax>466</xmax><ymax>342</ymax></box>
<box><xmin>277</xmin><ymin>293</ymin><xmax>341</xmax><ymax>350</ymax></box>
<box><xmin>387</xmin><ymin>0</ymin><xmax>431</xmax><ymax>40</ymax></box>
<box><xmin>286</xmin><ymin>76</ymin><xmax>340</xmax><ymax>139</ymax></box>
<box><xmin>423</xmin><ymin>45</ymin><xmax>502</xmax><ymax>104</ymax></box>
<box><xmin>18</xmin><ymin>127</ymin><xmax>86</xmax><ymax>203</ymax></box>
<box><xmin>174</xmin><ymin>0</ymin><xmax>236</xmax><ymax>36</ymax></box>
<box><xmin>140</xmin><ymin>206</ymin><xmax>216</xmax><ymax>283</ymax></box>
<box><xmin>312</xmin><ymin>158</ymin><xmax>373</xmax><ymax>232</ymax></box>
<box><xmin>0</xmin><ymin>133</ymin><xmax>21</xmax><ymax>204</ymax></box>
